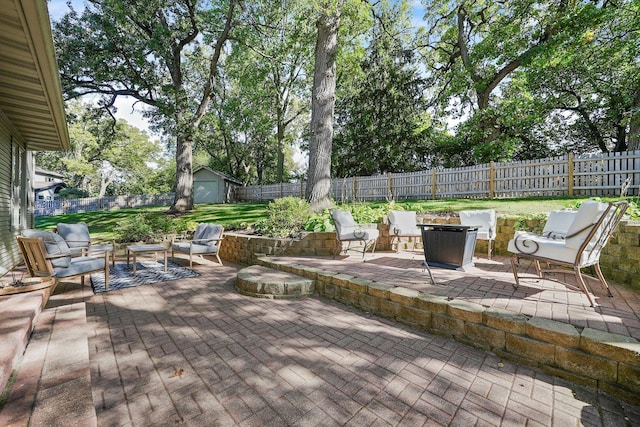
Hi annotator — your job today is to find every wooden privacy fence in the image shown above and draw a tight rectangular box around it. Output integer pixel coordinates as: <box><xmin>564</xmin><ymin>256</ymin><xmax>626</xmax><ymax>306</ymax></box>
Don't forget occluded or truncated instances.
<box><xmin>236</xmin><ymin>150</ymin><xmax>640</xmax><ymax>202</ymax></box>
<box><xmin>34</xmin><ymin>150</ymin><xmax>640</xmax><ymax>216</ymax></box>
<box><xmin>35</xmin><ymin>193</ymin><xmax>175</xmax><ymax>216</ymax></box>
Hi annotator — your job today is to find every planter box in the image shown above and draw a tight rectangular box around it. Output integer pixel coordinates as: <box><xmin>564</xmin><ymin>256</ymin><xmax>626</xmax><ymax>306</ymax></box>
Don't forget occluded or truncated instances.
<box><xmin>418</xmin><ymin>224</ymin><xmax>478</xmax><ymax>271</ymax></box>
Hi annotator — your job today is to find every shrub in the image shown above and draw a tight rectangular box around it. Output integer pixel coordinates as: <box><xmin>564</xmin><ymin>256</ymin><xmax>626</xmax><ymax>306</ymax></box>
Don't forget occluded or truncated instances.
<box><xmin>114</xmin><ymin>212</ymin><xmax>180</xmax><ymax>242</ymax></box>
<box><xmin>347</xmin><ymin>203</ymin><xmax>386</xmax><ymax>224</ymax></box>
<box><xmin>254</xmin><ymin>197</ymin><xmax>312</xmax><ymax>238</ymax></box>
<box><xmin>513</xmin><ymin>213</ymin><xmax>548</xmax><ymax>234</ymax></box>
<box><xmin>57</xmin><ymin>188</ymin><xmax>90</xmax><ymax>199</ymax></box>
<box><xmin>305</xmin><ymin>209</ymin><xmax>334</xmax><ymax>232</ymax></box>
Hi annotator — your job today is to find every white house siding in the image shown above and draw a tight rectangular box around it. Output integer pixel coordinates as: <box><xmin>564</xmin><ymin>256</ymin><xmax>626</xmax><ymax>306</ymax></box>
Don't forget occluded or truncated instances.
<box><xmin>0</xmin><ymin>116</ymin><xmax>32</xmax><ymax>273</ymax></box>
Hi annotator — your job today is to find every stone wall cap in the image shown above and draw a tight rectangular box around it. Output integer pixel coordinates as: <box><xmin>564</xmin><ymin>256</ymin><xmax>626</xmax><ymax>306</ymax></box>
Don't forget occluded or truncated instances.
<box><xmin>527</xmin><ymin>316</ymin><xmax>580</xmax><ymax>337</ymax></box>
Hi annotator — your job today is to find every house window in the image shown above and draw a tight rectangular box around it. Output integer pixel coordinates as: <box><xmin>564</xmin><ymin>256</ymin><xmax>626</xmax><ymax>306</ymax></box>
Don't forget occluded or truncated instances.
<box><xmin>11</xmin><ymin>141</ymin><xmax>26</xmax><ymax>230</ymax></box>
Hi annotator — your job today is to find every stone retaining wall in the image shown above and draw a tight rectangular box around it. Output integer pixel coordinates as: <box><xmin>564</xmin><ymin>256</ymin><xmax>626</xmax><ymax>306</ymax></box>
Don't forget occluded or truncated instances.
<box><xmin>256</xmin><ymin>256</ymin><xmax>640</xmax><ymax>405</ymax></box>
<box><xmin>220</xmin><ymin>215</ymin><xmax>640</xmax><ymax>289</ymax></box>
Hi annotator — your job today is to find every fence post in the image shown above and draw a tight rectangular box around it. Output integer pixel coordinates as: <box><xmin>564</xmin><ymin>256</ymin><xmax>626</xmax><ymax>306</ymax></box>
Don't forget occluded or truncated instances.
<box><xmin>387</xmin><ymin>172</ymin><xmax>393</xmax><ymax>200</ymax></box>
<box><xmin>568</xmin><ymin>152</ymin><xmax>574</xmax><ymax>196</ymax></box>
<box><xmin>353</xmin><ymin>177</ymin><xmax>357</xmax><ymax>202</ymax></box>
<box><xmin>431</xmin><ymin>169</ymin><xmax>437</xmax><ymax>199</ymax></box>
<box><xmin>489</xmin><ymin>161</ymin><xmax>495</xmax><ymax>199</ymax></box>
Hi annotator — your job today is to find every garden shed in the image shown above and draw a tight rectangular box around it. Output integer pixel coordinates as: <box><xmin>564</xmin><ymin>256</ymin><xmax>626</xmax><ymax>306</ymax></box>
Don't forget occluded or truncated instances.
<box><xmin>193</xmin><ymin>166</ymin><xmax>242</xmax><ymax>204</ymax></box>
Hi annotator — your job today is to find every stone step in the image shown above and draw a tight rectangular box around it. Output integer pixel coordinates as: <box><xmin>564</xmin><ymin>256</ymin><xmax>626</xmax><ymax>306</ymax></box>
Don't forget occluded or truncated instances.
<box><xmin>0</xmin><ymin>291</ymin><xmax>44</xmax><ymax>398</ymax></box>
<box><xmin>0</xmin><ymin>302</ymin><xmax>96</xmax><ymax>426</ymax></box>
<box><xmin>236</xmin><ymin>265</ymin><xmax>314</xmax><ymax>299</ymax></box>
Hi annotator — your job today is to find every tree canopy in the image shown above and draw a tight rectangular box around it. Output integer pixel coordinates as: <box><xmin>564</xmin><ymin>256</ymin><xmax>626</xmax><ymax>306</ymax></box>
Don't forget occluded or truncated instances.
<box><xmin>49</xmin><ymin>0</ymin><xmax>640</xmax><ymax>199</ymax></box>
<box><xmin>36</xmin><ymin>101</ymin><xmax>168</xmax><ymax>197</ymax></box>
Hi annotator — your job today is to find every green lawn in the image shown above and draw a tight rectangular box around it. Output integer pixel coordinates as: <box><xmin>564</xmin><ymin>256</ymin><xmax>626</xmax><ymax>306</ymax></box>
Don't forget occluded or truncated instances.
<box><xmin>35</xmin><ymin>196</ymin><xmax>628</xmax><ymax>241</ymax></box>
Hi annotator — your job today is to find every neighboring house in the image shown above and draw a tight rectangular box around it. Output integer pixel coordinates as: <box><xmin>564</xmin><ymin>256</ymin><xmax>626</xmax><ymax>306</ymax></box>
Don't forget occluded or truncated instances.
<box><xmin>34</xmin><ymin>167</ymin><xmax>67</xmax><ymax>200</ymax></box>
<box><xmin>0</xmin><ymin>0</ymin><xmax>69</xmax><ymax>273</ymax></box>
<box><xmin>193</xmin><ymin>166</ymin><xmax>242</xmax><ymax>204</ymax></box>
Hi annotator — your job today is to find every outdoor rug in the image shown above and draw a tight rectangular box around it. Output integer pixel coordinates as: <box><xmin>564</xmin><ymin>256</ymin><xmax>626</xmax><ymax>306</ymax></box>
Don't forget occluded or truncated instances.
<box><xmin>90</xmin><ymin>260</ymin><xmax>200</xmax><ymax>293</ymax></box>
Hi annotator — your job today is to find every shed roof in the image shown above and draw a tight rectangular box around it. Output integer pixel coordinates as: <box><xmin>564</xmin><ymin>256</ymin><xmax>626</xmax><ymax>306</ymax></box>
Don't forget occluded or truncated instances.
<box><xmin>0</xmin><ymin>0</ymin><xmax>69</xmax><ymax>150</ymax></box>
<box><xmin>193</xmin><ymin>166</ymin><xmax>242</xmax><ymax>185</ymax></box>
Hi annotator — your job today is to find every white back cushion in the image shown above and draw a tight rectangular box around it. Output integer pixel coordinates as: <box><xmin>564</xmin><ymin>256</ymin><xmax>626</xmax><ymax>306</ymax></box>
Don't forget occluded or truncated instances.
<box><xmin>542</xmin><ymin>210</ymin><xmax>577</xmax><ymax>239</ymax></box>
<box><xmin>565</xmin><ymin>201</ymin><xmax>608</xmax><ymax>249</ymax></box>
<box><xmin>388</xmin><ymin>210</ymin><xmax>420</xmax><ymax>236</ymax></box>
<box><xmin>459</xmin><ymin>209</ymin><xmax>497</xmax><ymax>239</ymax></box>
<box><xmin>332</xmin><ymin>210</ymin><xmax>356</xmax><ymax>238</ymax></box>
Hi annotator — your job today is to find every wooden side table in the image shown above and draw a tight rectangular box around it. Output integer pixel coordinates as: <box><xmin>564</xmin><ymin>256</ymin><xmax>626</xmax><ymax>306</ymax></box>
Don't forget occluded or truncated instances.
<box><xmin>0</xmin><ymin>277</ymin><xmax>56</xmax><ymax>309</ymax></box>
<box><xmin>126</xmin><ymin>244</ymin><xmax>169</xmax><ymax>274</ymax></box>
<box><xmin>0</xmin><ymin>277</ymin><xmax>56</xmax><ymax>296</ymax></box>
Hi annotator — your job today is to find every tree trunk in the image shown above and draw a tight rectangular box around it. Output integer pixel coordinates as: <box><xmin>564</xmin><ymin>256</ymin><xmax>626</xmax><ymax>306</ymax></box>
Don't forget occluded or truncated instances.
<box><xmin>628</xmin><ymin>82</ymin><xmax>640</xmax><ymax>151</ymax></box>
<box><xmin>306</xmin><ymin>10</ymin><xmax>340</xmax><ymax>212</ymax></box>
<box><xmin>171</xmin><ymin>131</ymin><xmax>194</xmax><ymax>213</ymax></box>
<box><xmin>276</xmin><ymin>107</ymin><xmax>285</xmax><ymax>182</ymax></box>
<box><xmin>98</xmin><ymin>168</ymin><xmax>113</xmax><ymax>198</ymax></box>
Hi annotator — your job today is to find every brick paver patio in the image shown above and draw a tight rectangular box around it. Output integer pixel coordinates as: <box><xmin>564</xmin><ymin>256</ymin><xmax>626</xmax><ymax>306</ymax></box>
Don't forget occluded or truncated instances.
<box><xmin>2</xmin><ymin>252</ymin><xmax>640</xmax><ymax>426</ymax></box>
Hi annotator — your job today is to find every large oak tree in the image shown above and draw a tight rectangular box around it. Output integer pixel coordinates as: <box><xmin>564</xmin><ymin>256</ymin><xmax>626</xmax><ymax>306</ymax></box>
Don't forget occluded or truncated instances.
<box><xmin>53</xmin><ymin>0</ymin><xmax>237</xmax><ymax>213</ymax></box>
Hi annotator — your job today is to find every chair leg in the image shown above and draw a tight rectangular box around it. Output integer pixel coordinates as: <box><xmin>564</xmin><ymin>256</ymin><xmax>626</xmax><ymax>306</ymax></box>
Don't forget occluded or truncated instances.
<box><xmin>422</xmin><ymin>261</ymin><xmax>436</xmax><ymax>285</ymax></box>
<box><xmin>510</xmin><ymin>255</ymin><xmax>521</xmax><ymax>289</ymax></box>
<box><xmin>488</xmin><ymin>239</ymin><xmax>492</xmax><ymax>259</ymax></box>
<box><xmin>333</xmin><ymin>239</ymin><xmax>343</xmax><ymax>259</ymax></box>
<box><xmin>534</xmin><ymin>260</ymin><xmax>543</xmax><ymax>278</ymax></box>
<box><xmin>593</xmin><ymin>263</ymin><xmax>613</xmax><ymax>297</ymax></box>
<box><xmin>574</xmin><ymin>266</ymin><xmax>596</xmax><ymax>307</ymax></box>
<box><xmin>215</xmin><ymin>253</ymin><xmax>223</xmax><ymax>265</ymax></box>
<box><xmin>359</xmin><ymin>239</ymin><xmax>367</xmax><ymax>260</ymax></box>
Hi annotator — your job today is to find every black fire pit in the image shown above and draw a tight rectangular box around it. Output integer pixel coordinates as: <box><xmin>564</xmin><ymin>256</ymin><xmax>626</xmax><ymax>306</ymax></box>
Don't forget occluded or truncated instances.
<box><xmin>417</xmin><ymin>224</ymin><xmax>478</xmax><ymax>272</ymax></box>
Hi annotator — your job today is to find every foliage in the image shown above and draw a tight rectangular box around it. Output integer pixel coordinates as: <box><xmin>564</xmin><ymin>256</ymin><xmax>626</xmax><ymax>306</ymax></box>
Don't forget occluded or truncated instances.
<box><xmin>253</xmin><ymin>197</ymin><xmax>313</xmax><ymax>238</ymax></box>
<box><xmin>333</xmin><ymin>1</ymin><xmax>434</xmax><ymax>176</ymax></box>
<box><xmin>57</xmin><ymin>188</ymin><xmax>89</xmax><ymax>199</ymax></box>
<box><xmin>36</xmin><ymin>101</ymin><xmax>165</xmax><ymax>197</ymax></box>
<box><xmin>419</xmin><ymin>0</ymin><xmax>640</xmax><ymax>161</ymax></box>
<box><xmin>626</xmin><ymin>201</ymin><xmax>640</xmax><ymax>221</ymax></box>
<box><xmin>305</xmin><ymin>209</ymin><xmax>335</xmax><ymax>232</ymax></box>
<box><xmin>513</xmin><ymin>213</ymin><xmax>548</xmax><ymax>235</ymax></box>
<box><xmin>198</xmin><ymin>0</ymin><xmax>314</xmax><ymax>185</ymax></box>
<box><xmin>52</xmin><ymin>0</ymin><xmax>238</xmax><ymax>213</ymax></box>
<box><xmin>113</xmin><ymin>213</ymin><xmax>176</xmax><ymax>243</ymax></box>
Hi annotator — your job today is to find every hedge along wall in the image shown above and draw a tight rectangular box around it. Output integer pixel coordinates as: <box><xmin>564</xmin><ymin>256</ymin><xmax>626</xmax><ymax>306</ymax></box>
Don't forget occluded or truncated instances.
<box><xmin>219</xmin><ymin>215</ymin><xmax>640</xmax><ymax>290</ymax></box>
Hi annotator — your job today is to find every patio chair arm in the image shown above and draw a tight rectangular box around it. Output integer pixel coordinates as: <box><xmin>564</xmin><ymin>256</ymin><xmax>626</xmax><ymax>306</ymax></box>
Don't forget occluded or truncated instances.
<box><xmin>192</xmin><ymin>238</ymin><xmax>223</xmax><ymax>245</ymax></box>
<box><xmin>171</xmin><ymin>231</ymin><xmax>196</xmax><ymax>243</ymax></box>
<box><xmin>512</xmin><ymin>232</ymin><xmax>540</xmax><ymax>255</ymax></box>
<box><xmin>45</xmin><ymin>252</ymin><xmax>70</xmax><ymax>260</ymax></box>
<box><xmin>564</xmin><ymin>224</ymin><xmax>594</xmax><ymax>239</ymax></box>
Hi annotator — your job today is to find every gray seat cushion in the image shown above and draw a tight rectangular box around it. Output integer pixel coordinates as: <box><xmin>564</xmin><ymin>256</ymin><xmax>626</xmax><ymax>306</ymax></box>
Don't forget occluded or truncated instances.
<box><xmin>172</xmin><ymin>242</ymin><xmax>219</xmax><ymax>254</ymax></box>
<box><xmin>52</xmin><ymin>256</ymin><xmax>105</xmax><ymax>278</ymax></box>
<box><xmin>339</xmin><ymin>229</ymin><xmax>380</xmax><ymax>241</ymax></box>
<box><xmin>22</xmin><ymin>229</ymin><xmax>71</xmax><ymax>268</ymax></box>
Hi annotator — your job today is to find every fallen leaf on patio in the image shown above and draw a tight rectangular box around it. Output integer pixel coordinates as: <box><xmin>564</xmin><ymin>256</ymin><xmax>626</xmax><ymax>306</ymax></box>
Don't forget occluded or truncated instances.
<box><xmin>169</xmin><ymin>368</ymin><xmax>184</xmax><ymax>378</ymax></box>
<box><xmin>497</xmin><ymin>362</ymin><xmax>504</xmax><ymax>368</ymax></box>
